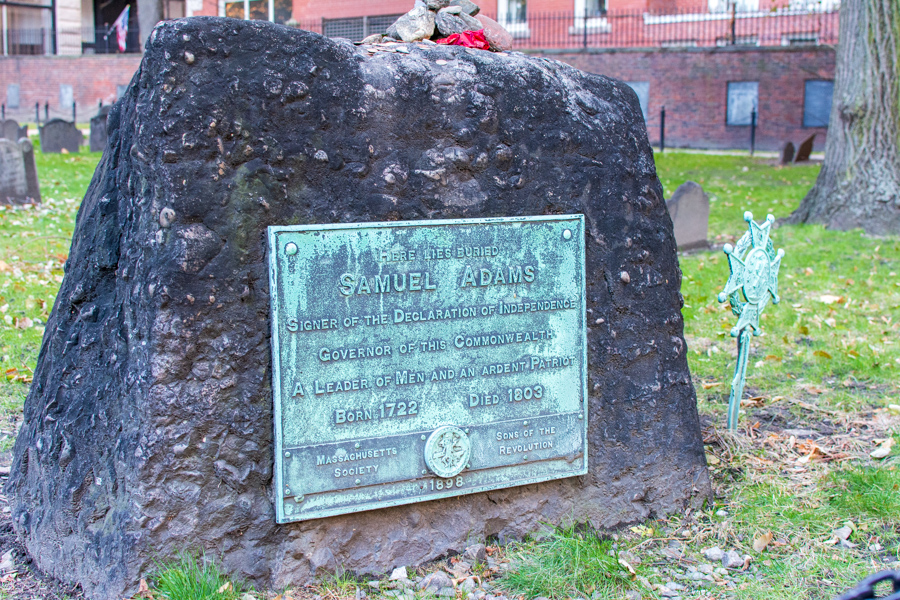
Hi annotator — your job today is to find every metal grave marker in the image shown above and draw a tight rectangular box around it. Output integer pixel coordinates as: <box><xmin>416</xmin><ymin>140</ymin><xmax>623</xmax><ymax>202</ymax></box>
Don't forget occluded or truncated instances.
<box><xmin>268</xmin><ymin>215</ymin><xmax>588</xmax><ymax>522</ymax></box>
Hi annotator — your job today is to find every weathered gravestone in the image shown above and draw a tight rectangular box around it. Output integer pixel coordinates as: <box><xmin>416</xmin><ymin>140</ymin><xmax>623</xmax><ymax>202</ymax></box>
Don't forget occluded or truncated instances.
<box><xmin>794</xmin><ymin>133</ymin><xmax>816</xmax><ymax>162</ymax></box>
<box><xmin>39</xmin><ymin>118</ymin><xmax>83</xmax><ymax>153</ymax></box>
<box><xmin>665</xmin><ymin>181</ymin><xmax>709</xmax><ymax>250</ymax></box>
<box><xmin>90</xmin><ymin>105</ymin><xmax>112</xmax><ymax>153</ymax></box>
<box><xmin>7</xmin><ymin>17</ymin><xmax>710</xmax><ymax>600</ymax></box>
<box><xmin>0</xmin><ymin>138</ymin><xmax>41</xmax><ymax>204</ymax></box>
<box><xmin>781</xmin><ymin>141</ymin><xmax>795</xmax><ymax>165</ymax></box>
<box><xmin>1</xmin><ymin>119</ymin><xmax>27</xmax><ymax>142</ymax></box>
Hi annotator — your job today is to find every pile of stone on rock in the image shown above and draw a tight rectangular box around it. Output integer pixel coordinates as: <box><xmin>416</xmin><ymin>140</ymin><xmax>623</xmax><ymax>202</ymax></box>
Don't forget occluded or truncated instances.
<box><xmin>359</xmin><ymin>0</ymin><xmax>513</xmax><ymax>51</ymax></box>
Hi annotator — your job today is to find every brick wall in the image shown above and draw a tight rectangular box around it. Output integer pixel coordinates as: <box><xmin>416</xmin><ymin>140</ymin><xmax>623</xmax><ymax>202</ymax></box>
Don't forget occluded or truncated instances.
<box><xmin>545</xmin><ymin>45</ymin><xmax>835</xmax><ymax>151</ymax></box>
<box><xmin>0</xmin><ymin>45</ymin><xmax>833</xmax><ymax>151</ymax></box>
<box><xmin>1</xmin><ymin>55</ymin><xmax>143</xmax><ymax>123</ymax></box>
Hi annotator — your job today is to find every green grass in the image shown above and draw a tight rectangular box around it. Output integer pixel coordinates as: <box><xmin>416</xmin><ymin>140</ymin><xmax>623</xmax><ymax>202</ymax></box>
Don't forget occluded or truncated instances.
<box><xmin>502</xmin><ymin>527</ymin><xmax>642</xmax><ymax>599</ymax></box>
<box><xmin>151</xmin><ymin>554</ymin><xmax>245</xmax><ymax>600</ymax></box>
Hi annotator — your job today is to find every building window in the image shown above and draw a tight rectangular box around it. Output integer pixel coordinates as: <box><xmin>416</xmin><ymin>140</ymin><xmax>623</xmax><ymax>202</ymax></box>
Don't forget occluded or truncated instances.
<box><xmin>222</xmin><ymin>0</ymin><xmax>290</xmax><ymax>24</ymax></box>
<box><xmin>625</xmin><ymin>81</ymin><xmax>649</xmax><ymax>121</ymax></box>
<box><xmin>1</xmin><ymin>3</ymin><xmax>54</xmax><ymax>55</ymax></box>
<box><xmin>498</xmin><ymin>0</ymin><xmax>528</xmax><ymax>36</ymax></box>
<box><xmin>716</xmin><ymin>35</ymin><xmax>759</xmax><ymax>46</ymax></box>
<box><xmin>708</xmin><ymin>0</ymin><xmax>759</xmax><ymax>12</ymax></box>
<box><xmin>571</xmin><ymin>0</ymin><xmax>609</xmax><ymax>34</ymax></box>
<box><xmin>322</xmin><ymin>14</ymin><xmax>401</xmax><ymax>41</ymax></box>
<box><xmin>782</xmin><ymin>32</ymin><xmax>818</xmax><ymax>45</ymax></box>
<box><xmin>726</xmin><ymin>81</ymin><xmax>758</xmax><ymax>126</ymax></box>
<box><xmin>803</xmin><ymin>80</ymin><xmax>833</xmax><ymax>127</ymax></box>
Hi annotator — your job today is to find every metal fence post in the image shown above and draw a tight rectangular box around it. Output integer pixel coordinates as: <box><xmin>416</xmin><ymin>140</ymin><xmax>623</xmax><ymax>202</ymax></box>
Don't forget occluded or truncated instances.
<box><xmin>44</xmin><ymin>102</ymin><xmax>48</xmax><ymax>120</ymax></box>
<box><xmin>583</xmin><ymin>5</ymin><xmax>588</xmax><ymax>50</ymax></box>
<box><xmin>750</xmin><ymin>109</ymin><xmax>757</xmax><ymax>156</ymax></box>
<box><xmin>660</xmin><ymin>106</ymin><xmax>666</xmax><ymax>153</ymax></box>
<box><xmin>73</xmin><ymin>101</ymin><xmax>77</xmax><ymax>123</ymax></box>
<box><xmin>730</xmin><ymin>2</ymin><xmax>736</xmax><ymax>45</ymax></box>
<box><xmin>35</xmin><ymin>102</ymin><xmax>40</xmax><ymax>126</ymax></box>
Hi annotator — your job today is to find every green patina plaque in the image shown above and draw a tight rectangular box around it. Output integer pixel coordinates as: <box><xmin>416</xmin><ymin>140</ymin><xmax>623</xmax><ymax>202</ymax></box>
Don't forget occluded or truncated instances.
<box><xmin>268</xmin><ymin>215</ymin><xmax>588</xmax><ymax>523</ymax></box>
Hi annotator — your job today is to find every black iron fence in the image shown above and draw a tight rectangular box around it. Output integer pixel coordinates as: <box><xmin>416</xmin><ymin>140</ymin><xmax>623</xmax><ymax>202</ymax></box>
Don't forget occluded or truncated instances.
<box><xmin>0</xmin><ymin>5</ymin><xmax>839</xmax><ymax>55</ymax></box>
<box><xmin>291</xmin><ymin>6</ymin><xmax>839</xmax><ymax>49</ymax></box>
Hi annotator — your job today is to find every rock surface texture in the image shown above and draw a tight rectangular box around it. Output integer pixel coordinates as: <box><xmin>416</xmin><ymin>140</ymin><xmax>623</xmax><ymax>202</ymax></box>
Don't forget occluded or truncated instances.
<box><xmin>7</xmin><ymin>17</ymin><xmax>709</xmax><ymax>600</ymax></box>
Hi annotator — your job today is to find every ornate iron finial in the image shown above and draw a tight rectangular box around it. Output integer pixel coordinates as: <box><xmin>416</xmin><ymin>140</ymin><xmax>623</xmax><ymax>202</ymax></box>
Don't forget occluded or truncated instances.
<box><xmin>717</xmin><ymin>211</ymin><xmax>784</xmax><ymax>431</ymax></box>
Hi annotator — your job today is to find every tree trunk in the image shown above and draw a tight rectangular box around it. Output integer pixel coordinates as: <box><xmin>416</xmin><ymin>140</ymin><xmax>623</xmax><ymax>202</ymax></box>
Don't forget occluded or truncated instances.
<box><xmin>788</xmin><ymin>0</ymin><xmax>900</xmax><ymax>234</ymax></box>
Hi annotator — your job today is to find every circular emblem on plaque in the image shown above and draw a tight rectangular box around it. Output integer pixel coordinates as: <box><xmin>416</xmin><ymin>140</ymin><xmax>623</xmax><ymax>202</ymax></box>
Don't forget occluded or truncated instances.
<box><xmin>424</xmin><ymin>425</ymin><xmax>471</xmax><ymax>478</ymax></box>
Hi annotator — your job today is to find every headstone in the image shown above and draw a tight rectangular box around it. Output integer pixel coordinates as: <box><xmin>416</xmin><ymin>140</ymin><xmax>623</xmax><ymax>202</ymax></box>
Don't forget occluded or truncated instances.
<box><xmin>6</xmin><ymin>84</ymin><xmax>20</xmax><ymax>109</ymax></box>
<box><xmin>624</xmin><ymin>81</ymin><xmax>650</xmax><ymax>121</ymax></box>
<box><xmin>90</xmin><ymin>105</ymin><xmax>112</xmax><ymax>152</ymax></box>
<box><xmin>794</xmin><ymin>133</ymin><xmax>816</xmax><ymax>162</ymax></box>
<box><xmin>8</xmin><ymin>19</ymin><xmax>710</xmax><ymax>600</ymax></box>
<box><xmin>726</xmin><ymin>81</ymin><xmax>758</xmax><ymax>126</ymax></box>
<box><xmin>39</xmin><ymin>118</ymin><xmax>83</xmax><ymax>153</ymax></box>
<box><xmin>665</xmin><ymin>181</ymin><xmax>709</xmax><ymax>250</ymax></box>
<box><xmin>780</xmin><ymin>141</ymin><xmax>795</xmax><ymax>165</ymax></box>
<box><xmin>60</xmin><ymin>84</ymin><xmax>75</xmax><ymax>112</ymax></box>
<box><xmin>0</xmin><ymin>119</ymin><xmax>27</xmax><ymax>141</ymax></box>
<box><xmin>0</xmin><ymin>138</ymin><xmax>41</xmax><ymax>205</ymax></box>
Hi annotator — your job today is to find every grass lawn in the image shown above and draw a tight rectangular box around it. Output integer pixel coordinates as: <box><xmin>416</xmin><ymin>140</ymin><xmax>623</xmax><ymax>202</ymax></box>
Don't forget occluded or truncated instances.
<box><xmin>0</xmin><ymin>147</ymin><xmax>897</xmax><ymax>600</ymax></box>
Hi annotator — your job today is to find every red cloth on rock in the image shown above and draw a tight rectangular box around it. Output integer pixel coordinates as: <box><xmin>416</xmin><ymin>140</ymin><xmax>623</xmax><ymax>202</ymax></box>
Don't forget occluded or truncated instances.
<box><xmin>435</xmin><ymin>29</ymin><xmax>491</xmax><ymax>50</ymax></box>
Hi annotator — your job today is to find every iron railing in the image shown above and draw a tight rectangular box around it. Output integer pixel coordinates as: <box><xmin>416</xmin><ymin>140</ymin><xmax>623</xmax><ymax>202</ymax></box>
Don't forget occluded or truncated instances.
<box><xmin>0</xmin><ymin>6</ymin><xmax>839</xmax><ymax>55</ymax></box>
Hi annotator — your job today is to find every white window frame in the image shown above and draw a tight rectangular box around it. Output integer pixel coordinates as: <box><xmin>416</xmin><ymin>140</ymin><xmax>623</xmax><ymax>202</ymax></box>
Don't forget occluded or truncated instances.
<box><xmin>220</xmin><ymin>0</ymin><xmax>275</xmax><ymax>21</ymax></box>
<box><xmin>570</xmin><ymin>0</ymin><xmax>609</xmax><ymax>34</ymax></box>
<box><xmin>497</xmin><ymin>0</ymin><xmax>529</xmax><ymax>37</ymax></box>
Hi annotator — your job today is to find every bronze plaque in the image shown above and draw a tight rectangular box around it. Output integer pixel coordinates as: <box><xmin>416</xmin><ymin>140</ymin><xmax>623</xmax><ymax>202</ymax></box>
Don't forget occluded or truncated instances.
<box><xmin>268</xmin><ymin>215</ymin><xmax>587</xmax><ymax>522</ymax></box>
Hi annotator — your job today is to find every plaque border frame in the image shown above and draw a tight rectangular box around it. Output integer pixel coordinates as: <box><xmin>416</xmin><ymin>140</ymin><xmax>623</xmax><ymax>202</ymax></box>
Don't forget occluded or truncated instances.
<box><xmin>268</xmin><ymin>215</ymin><xmax>588</xmax><ymax>523</ymax></box>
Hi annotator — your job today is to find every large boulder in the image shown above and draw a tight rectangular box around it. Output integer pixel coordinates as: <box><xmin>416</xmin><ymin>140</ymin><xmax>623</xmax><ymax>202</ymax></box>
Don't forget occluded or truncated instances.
<box><xmin>7</xmin><ymin>17</ymin><xmax>709</xmax><ymax>600</ymax></box>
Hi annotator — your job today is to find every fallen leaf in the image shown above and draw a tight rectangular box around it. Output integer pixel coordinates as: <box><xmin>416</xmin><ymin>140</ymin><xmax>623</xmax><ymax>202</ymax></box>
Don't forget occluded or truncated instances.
<box><xmin>870</xmin><ymin>438</ymin><xmax>895</xmax><ymax>459</ymax></box>
<box><xmin>630</xmin><ymin>525</ymin><xmax>653</xmax><ymax>537</ymax></box>
<box><xmin>618</xmin><ymin>558</ymin><xmax>637</xmax><ymax>579</ymax></box>
<box><xmin>798</xmin><ymin>325</ymin><xmax>810</xmax><ymax>334</ymax></box>
<box><xmin>813</xmin><ymin>350</ymin><xmax>833</xmax><ymax>359</ymax></box>
<box><xmin>137</xmin><ymin>578</ymin><xmax>153</xmax><ymax>598</ymax></box>
<box><xmin>217</xmin><ymin>582</ymin><xmax>232</xmax><ymax>593</ymax></box>
<box><xmin>797</xmin><ymin>445</ymin><xmax>826</xmax><ymax>464</ymax></box>
<box><xmin>818</xmin><ymin>294</ymin><xmax>843</xmax><ymax>304</ymax></box>
<box><xmin>753</xmin><ymin>532</ymin><xmax>774</xmax><ymax>553</ymax></box>
<box><xmin>705</xmin><ymin>453</ymin><xmax>721</xmax><ymax>465</ymax></box>
<box><xmin>702</xmin><ymin>382</ymin><xmax>722</xmax><ymax>390</ymax></box>
<box><xmin>833</xmin><ymin>525</ymin><xmax>852</xmax><ymax>541</ymax></box>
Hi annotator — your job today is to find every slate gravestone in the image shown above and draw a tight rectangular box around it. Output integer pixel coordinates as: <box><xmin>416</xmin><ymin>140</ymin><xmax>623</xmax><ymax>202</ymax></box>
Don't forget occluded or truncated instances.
<box><xmin>665</xmin><ymin>181</ymin><xmax>709</xmax><ymax>250</ymax></box>
<box><xmin>39</xmin><ymin>118</ymin><xmax>82</xmax><ymax>153</ymax></box>
<box><xmin>781</xmin><ymin>142</ymin><xmax>795</xmax><ymax>165</ymax></box>
<box><xmin>0</xmin><ymin>138</ymin><xmax>41</xmax><ymax>204</ymax></box>
<box><xmin>795</xmin><ymin>133</ymin><xmax>816</xmax><ymax>162</ymax></box>
<box><xmin>90</xmin><ymin>105</ymin><xmax>112</xmax><ymax>152</ymax></box>
<box><xmin>0</xmin><ymin>119</ymin><xmax>27</xmax><ymax>142</ymax></box>
<box><xmin>8</xmin><ymin>18</ymin><xmax>710</xmax><ymax>600</ymax></box>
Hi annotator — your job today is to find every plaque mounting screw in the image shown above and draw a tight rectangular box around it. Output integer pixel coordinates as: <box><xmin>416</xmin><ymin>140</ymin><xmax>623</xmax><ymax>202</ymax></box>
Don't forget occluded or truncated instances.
<box><xmin>465</xmin><ymin>428</ymin><xmax>469</xmax><ymax>434</ymax></box>
<box><xmin>421</xmin><ymin>435</ymin><xmax>426</xmax><ymax>441</ymax></box>
<box><xmin>523</xmin><ymin>421</ymin><xmax>528</xmax><ymax>426</ymax></box>
<box><xmin>355</xmin><ymin>442</ymin><xmax>360</xmax><ymax>449</ymax></box>
<box><xmin>563</xmin><ymin>229</ymin><xmax>572</xmax><ymax>240</ymax></box>
<box><xmin>284</xmin><ymin>451</ymin><xmax>291</xmax><ymax>458</ymax></box>
<box><xmin>285</xmin><ymin>242</ymin><xmax>298</xmax><ymax>255</ymax></box>
<box><xmin>284</xmin><ymin>487</ymin><xmax>291</xmax><ymax>495</ymax></box>
<box><xmin>422</xmin><ymin>469</ymin><xmax>427</xmax><ymax>475</ymax></box>
<box><xmin>579</xmin><ymin>414</ymin><xmax>584</xmax><ymax>419</ymax></box>
<box><xmin>355</xmin><ymin>479</ymin><xmax>361</xmax><ymax>485</ymax></box>
<box><xmin>523</xmin><ymin>456</ymin><xmax>528</xmax><ymax>461</ymax></box>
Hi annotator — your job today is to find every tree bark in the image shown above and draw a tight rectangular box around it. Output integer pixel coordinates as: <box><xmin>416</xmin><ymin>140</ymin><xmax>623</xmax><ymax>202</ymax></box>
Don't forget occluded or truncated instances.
<box><xmin>788</xmin><ymin>0</ymin><xmax>900</xmax><ymax>234</ymax></box>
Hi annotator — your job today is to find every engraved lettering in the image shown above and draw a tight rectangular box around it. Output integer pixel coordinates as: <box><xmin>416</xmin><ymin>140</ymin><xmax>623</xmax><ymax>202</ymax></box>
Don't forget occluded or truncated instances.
<box><xmin>292</xmin><ymin>382</ymin><xmax>305</xmax><ymax>397</ymax></box>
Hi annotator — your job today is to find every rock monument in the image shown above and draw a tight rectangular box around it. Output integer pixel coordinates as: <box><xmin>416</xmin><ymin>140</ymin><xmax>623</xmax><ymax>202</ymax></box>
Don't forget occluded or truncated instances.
<box><xmin>8</xmin><ymin>17</ymin><xmax>709</xmax><ymax>600</ymax></box>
